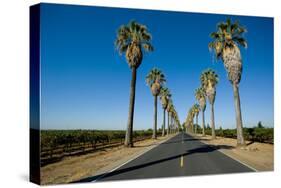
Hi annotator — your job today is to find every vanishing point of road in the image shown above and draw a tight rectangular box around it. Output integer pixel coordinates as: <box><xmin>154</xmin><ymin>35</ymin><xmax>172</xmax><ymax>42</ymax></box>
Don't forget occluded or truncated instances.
<box><xmin>77</xmin><ymin>133</ymin><xmax>254</xmax><ymax>182</ymax></box>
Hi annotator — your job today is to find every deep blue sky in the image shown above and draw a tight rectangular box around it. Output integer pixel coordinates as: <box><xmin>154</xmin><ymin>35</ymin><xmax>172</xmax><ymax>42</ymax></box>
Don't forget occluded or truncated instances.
<box><xmin>40</xmin><ymin>3</ymin><xmax>273</xmax><ymax>130</ymax></box>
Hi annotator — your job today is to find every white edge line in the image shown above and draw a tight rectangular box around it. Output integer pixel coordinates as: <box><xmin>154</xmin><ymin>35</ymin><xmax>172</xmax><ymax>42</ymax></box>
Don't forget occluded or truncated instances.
<box><xmin>191</xmin><ymin>134</ymin><xmax>258</xmax><ymax>172</ymax></box>
<box><xmin>92</xmin><ymin>133</ymin><xmax>180</xmax><ymax>182</ymax></box>
<box><xmin>216</xmin><ymin>149</ymin><xmax>258</xmax><ymax>172</ymax></box>
<box><xmin>190</xmin><ymin>136</ymin><xmax>259</xmax><ymax>172</ymax></box>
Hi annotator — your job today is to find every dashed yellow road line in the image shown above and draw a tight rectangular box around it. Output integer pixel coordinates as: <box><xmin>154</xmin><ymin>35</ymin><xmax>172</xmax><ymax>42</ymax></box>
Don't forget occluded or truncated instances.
<box><xmin>180</xmin><ymin>155</ymin><xmax>184</xmax><ymax>167</ymax></box>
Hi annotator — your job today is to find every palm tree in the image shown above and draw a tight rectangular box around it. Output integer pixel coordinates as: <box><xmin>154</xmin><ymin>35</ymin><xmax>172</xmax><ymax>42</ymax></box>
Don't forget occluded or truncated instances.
<box><xmin>146</xmin><ymin>68</ymin><xmax>166</xmax><ymax>139</ymax></box>
<box><xmin>174</xmin><ymin>112</ymin><xmax>180</xmax><ymax>133</ymax></box>
<box><xmin>171</xmin><ymin>109</ymin><xmax>176</xmax><ymax>133</ymax></box>
<box><xmin>192</xmin><ymin>104</ymin><xmax>200</xmax><ymax>134</ymax></box>
<box><xmin>115</xmin><ymin>21</ymin><xmax>153</xmax><ymax>147</ymax></box>
<box><xmin>195</xmin><ymin>87</ymin><xmax>206</xmax><ymax>136</ymax></box>
<box><xmin>167</xmin><ymin>100</ymin><xmax>173</xmax><ymax>135</ymax></box>
<box><xmin>159</xmin><ymin>87</ymin><xmax>171</xmax><ymax>136</ymax></box>
<box><xmin>186</xmin><ymin>107</ymin><xmax>195</xmax><ymax>134</ymax></box>
<box><xmin>201</xmin><ymin>69</ymin><xmax>219</xmax><ymax>139</ymax></box>
<box><xmin>209</xmin><ymin>18</ymin><xmax>247</xmax><ymax>146</ymax></box>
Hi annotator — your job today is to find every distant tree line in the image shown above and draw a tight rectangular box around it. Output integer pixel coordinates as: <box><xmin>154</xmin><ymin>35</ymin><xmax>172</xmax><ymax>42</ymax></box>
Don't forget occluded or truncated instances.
<box><xmin>194</xmin><ymin>121</ymin><xmax>273</xmax><ymax>144</ymax></box>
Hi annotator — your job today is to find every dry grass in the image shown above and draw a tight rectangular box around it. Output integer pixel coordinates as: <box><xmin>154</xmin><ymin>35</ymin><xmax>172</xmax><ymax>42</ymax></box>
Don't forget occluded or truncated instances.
<box><xmin>41</xmin><ymin>134</ymin><xmax>176</xmax><ymax>185</ymax></box>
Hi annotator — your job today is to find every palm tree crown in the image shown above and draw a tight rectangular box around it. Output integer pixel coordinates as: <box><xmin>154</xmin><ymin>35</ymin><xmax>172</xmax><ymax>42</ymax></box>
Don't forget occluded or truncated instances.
<box><xmin>146</xmin><ymin>68</ymin><xmax>166</xmax><ymax>96</ymax></box>
<box><xmin>195</xmin><ymin>87</ymin><xmax>206</xmax><ymax>111</ymax></box>
<box><xmin>209</xmin><ymin>18</ymin><xmax>247</xmax><ymax>85</ymax></box>
<box><xmin>115</xmin><ymin>20</ymin><xmax>154</xmax><ymax>69</ymax></box>
<box><xmin>159</xmin><ymin>87</ymin><xmax>171</xmax><ymax>109</ymax></box>
<box><xmin>200</xmin><ymin>69</ymin><xmax>219</xmax><ymax>104</ymax></box>
<box><xmin>208</xmin><ymin>18</ymin><xmax>247</xmax><ymax>59</ymax></box>
<box><xmin>192</xmin><ymin>104</ymin><xmax>200</xmax><ymax>117</ymax></box>
<box><xmin>167</xmin><ymin>99</ymin><xmax>173</xmax><ymax>113</ymax></box>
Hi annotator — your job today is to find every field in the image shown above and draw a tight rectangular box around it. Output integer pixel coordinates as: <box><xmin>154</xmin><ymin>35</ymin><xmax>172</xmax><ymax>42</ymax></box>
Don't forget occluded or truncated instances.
<box><xmin>41</xmin><ymin>129</ymin><xmax>162</xmax><ymax>166</ymax></box>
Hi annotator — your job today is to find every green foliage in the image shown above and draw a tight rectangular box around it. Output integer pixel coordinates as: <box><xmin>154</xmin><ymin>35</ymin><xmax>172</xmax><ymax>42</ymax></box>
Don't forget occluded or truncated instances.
<box><xmin>195</xmin><ymin>125</ymin><xmax>273</xmax><ymax>144</ymax></box>
<box><xmin>200</xmin><ymin>69</ymin><xmax>219</xmax><ymax>89</ymax></box>
<box><xmin>257</xmin><ymin>121</ymin><xmax>264</xmax><ymax>128</ymax></box>
<box><xmin>209</xmin><ymin>18</ymin><xmax>247</xmax><ymax>59</ymax></box>
<box><xmin>41</xmin><ymin>129</ymin><xmax>157</xmax><ymax>151</ymax></box>
<box><xmin>115</xmin><ymin>20</ymin><xmax>153</xmax><ymax>55</ymax></box>
<box><xmin>214</xmin><ymin>127</ymin><xmax>273</xmax><ymax>143</ymax></box>
<box><xmin>146</xmin><ymin>68</ymin><xmax>166</xmax><ymax>87</ymax></box>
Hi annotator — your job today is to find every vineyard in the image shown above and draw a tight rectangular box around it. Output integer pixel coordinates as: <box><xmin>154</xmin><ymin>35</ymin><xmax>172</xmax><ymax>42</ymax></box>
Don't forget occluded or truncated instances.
<box><xmin>40</xmin><ymin>129</ymin><xmax>162</xmax><ymax>166</ymax></box>
<box><xmin>196</xmin><ymin>126</ymin><xmax>274</xmax><ymax>144</ymax></box>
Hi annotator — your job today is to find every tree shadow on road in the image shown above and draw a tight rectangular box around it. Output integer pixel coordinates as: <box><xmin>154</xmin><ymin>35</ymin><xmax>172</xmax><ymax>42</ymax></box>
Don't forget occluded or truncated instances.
<box><xmin>73</xmin><ymin>144</ymin><xmax>234</xmax><ymax>183</ymax></box>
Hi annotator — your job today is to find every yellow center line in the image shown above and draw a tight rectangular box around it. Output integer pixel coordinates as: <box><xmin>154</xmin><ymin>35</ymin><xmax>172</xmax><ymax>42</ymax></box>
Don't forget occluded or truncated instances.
<box><xmin>180</xmin><ymin>155</ymin><xmax>184</xmax><ymax>167</ymax></box>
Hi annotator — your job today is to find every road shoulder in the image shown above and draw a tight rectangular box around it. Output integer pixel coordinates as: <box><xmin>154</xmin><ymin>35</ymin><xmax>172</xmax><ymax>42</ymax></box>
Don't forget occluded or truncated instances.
<box><xmin>192</xmin><ymin>134</ymin><xmax>273</xmax><ymax>172</ymax></box>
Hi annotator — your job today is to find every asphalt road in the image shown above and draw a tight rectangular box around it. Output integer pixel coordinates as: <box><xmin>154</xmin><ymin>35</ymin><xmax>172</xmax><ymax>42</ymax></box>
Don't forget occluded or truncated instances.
<box><xmin>76</xmin><ymin>132</ymin><xmax>254</xmax><ymax>183</ymax></box>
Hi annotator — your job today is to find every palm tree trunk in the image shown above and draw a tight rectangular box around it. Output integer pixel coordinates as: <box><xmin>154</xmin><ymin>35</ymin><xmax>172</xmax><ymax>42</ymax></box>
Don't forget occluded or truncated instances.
<box><xmin>124</xmin><ymin>67</ymin><xmax>137</xmax><ymax>147</ymax></box>
<box><xmin>190</xmin><ymin>119</ymin><xmax>194</xmax><ymax>133</ymax></box>
<box><xmin>195</xmin><ymin>115</ymin><xmax>198</xmax><ymax>134</ymax></box>
<box><xmin>162</xmin><ymin>109</ymin><xmax>166</xmax><ymax>136</ymax></box>
<box><xmin>233</xmin><ymin>84</ymin><xmax>245</xmax><ymax>146</ymax></box>
<box><xmin>152</xmin><ymin>95</ymin><xmax>157</xmax><ymax>139</ymax></box>
<box><xmin>170</xmin><ymin>116</ymin><xmax>173</xmax><ymax>134</ymax></box>
<box><xmin>167</xmin><ymin>112</ymin><xmax>170</xmax><ymax>136</ymax></box>
<box><xmin>211</xmin><ymin>103</ymin><xmax>216</xmax><ymax>139</ymax></box>
<box><xmin>202</xmin><ymin>110</ymin><xmax>205</xmax><ymax>136</ymax></box>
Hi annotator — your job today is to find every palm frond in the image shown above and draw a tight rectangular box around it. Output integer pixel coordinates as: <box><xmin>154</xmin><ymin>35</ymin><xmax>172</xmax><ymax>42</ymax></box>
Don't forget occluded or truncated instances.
<box><xmin>115</xmin><ymin>20</ymin><xmax>154</xmax><ymax>57</ymax></box>
<box><xmin>146</xmin><ymin>68</ymin><xmax>166</xmax><ymax>87</ymax></box>
<box><xmin>209</xmin><ymin>18</ymin><xmax>247</xmax><ymax>59</ymax></box>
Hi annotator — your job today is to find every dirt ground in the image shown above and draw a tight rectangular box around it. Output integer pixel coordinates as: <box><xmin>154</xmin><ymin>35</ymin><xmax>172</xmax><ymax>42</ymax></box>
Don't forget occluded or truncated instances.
<box><xmin>41</xmin><ymin>134</ymin><xmax>177</xmax><ymax>185</ymax></box>
<box><xmin>193</xmin><ymin>134</ymin><xmax>274</xmax><ymax>171</ymax></box>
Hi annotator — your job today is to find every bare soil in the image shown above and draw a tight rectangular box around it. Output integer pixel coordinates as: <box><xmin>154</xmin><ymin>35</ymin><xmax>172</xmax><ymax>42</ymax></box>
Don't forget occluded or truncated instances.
<box><xmin>193</xmin><ymin>134</ymin><xmax>274</xmax><ymax>171</ymax></box>
<box><xmin>41</xmin><ymin>134</ymin><xmax>177</xmax><ymax>185</ymax></box>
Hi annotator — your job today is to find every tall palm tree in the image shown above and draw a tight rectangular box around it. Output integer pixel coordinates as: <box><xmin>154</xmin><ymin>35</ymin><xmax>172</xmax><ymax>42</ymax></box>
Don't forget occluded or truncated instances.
<box><xmin>172</xmin><ymin>108</ymin><xmax>177</xmax><ymax>133</ymax></box>
<box><xmin>146</xmin><ymin>68</ymin><xmax>166</xmax><ymax>139</ymax></box>
<box><xmin>167</xmin><ymin>100</ymin><xmax>173</xmax><ymax>135</ymax></box>
<box><xmin>186</xmin><ymin>107</ymin><xmax>195</xmax><ymax>133</ymax></box>
<box><xmin>174</xmin><ymin>112</ymin><xmax>180</xmax><ymax>133</ymax></box>
<box><xmin>159</xmin><ymin>87</ymin><xmax>171</xmax><ymax>136</ymax></box>
<box><xmin>195</xmin><ymin>87</ymin><xmax>206</xmax><ymax>136</ymax></box>
<box><xmin>192</xmin><ymin>104</ymin><xmax>200</xmax><ymax>134</ymax></box>
<box><xmin>209</xmin><ymin>18</ymin><xmax>247</xmax><ymax>146</ymax></box>
<box><xmin>115</xmin><ymin>21</ymin><xmax>153</xmax><ymax>147</ymax></box>
<box><xmin>201</xmin><ymin>69</ymin><xmax>219</xmax><ymax>139</ymax></box>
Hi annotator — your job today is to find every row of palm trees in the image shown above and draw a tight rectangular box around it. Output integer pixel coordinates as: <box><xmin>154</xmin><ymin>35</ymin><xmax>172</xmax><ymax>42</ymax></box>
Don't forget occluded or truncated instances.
<box><xmin>115</xmin><ymin>18</ymin><xmax>247</xmax><ymax>147</ymax></box>
<box><xmin>115</xmin><ymin>21</ymin><xmax>180</xmax><ymax>147</ymax></box>
<box><xmin>185</xmin><ymin>19</ymin><xmax>247</xmax><ymax>146</ymax></box>
<box><xmin>145</xmin><ymin>68</ymin><xmax>181</xmax><ymax>140</ymax></box>
<box><xmin>184</xmin><ymin>104</ymin><xmax>200</xmax><ymax>134</ymax></box>
<box><xmin>185</xmin><ymin>69</ymin><xmax>219</xmax><ymax>139</ymax></box>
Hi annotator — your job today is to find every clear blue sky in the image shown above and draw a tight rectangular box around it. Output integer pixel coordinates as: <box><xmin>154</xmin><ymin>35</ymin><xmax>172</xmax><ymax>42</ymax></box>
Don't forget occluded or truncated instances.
<box><xmin>40</xmin><ymin>3</ymin><xmax>273</xmax><ymax>130</ymax></box>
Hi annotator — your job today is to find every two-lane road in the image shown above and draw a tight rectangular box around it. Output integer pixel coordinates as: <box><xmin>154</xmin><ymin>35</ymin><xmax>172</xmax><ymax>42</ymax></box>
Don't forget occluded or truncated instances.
<box><xmin>77</xmin><ymin>133</ymin><xmax>254</xmax><ymax>183</ymax></box>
